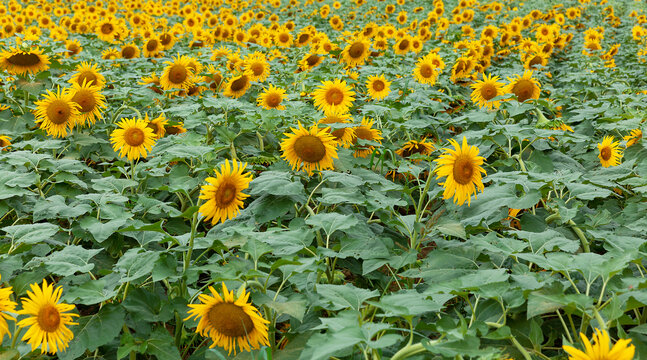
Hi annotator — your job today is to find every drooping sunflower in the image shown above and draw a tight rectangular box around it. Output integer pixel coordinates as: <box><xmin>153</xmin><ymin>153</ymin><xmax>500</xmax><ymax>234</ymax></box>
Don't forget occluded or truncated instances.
<box><xmin>0</xmin><ymin>275</ymin><xmax>17</xmax><ymax>341</ymax></box>
<box><xmin>504</xmin><ymin>71</ymin><xmax>541</xmax><ymax>102</ymax></box>
<box><xmin>33</xmin><ymin>87</ymin><xmax>81</xmax><ymax>138</ymax></box>
<box><xmin>110</xmin><ymin>117</ymin><xmax>157</xmax><ymax>161</ymax></box>
<box><xmin>257</xmin><ymin>85</ymin><xmax>286</xmax><ymax>110</ymax></box>
<box><xmin>185</xmin><ymin>283</ymin><xmax>269</xmax><ymax>355</ymax></box>
<box><xmin>396</xmin><ymin>138</ymin><xmax>435</xmax><ymax>160</ymax></box>
<box><xmin>69</xmin><ymin>79</ymin><xmax>107</xmax><ymax>127</ymax></box>
<box><xmin>160</xmin><ymin>54</ymin><xmax>196</xmax><ymax>90</ymax></box>
<box><xmin>16</xmin><ymin>279</ymin><xmax>79</xmax><ymax>354</ymax></box>
<box><xmin>624</xmin><ymin>129</ymin><xmax>642</xmax><ymax>147</ymax></box>
<box><xmin>0</xmin><ymin>47</ymin><xmax>50</xmax><ymax>76</ymax></box>
<box><xmin>101</xmin><ymin>48</ymin><xmax>121</xmax><ymax>60</ymax></box>
<box><xmin>146</xmin><ymin>113</ymin><xmax>168</xmax><ymax>139</ymax></box>
<box><xmin>299</xmin><ymin>52</ymin><xmax>325</xmax><ymax>71</ymax></box>
<box><xmin>366</xmin><ymin>74</ymin><xmax>391</xmax><ymax>100</ymax></box>
<box><xmin>450</xmin><ymin>56</ymin><xmax>475</xmax><ymax>83</ymax></box>
<box><xmin>69</xmin><ymin>62</ymin><xmax>106</xmax><ymax>88</ymax></box>
<box><xmin>470</xmin><ymin>73</ymin><xmax>505</xmax><ymax>109</ymax></box>
<box><xmin>433</xmin><ymin>137</ymin><xmax>487</xmax><ymax>206</ymax></box>
<box><xmin>65</xmin><ymin>39</ymin><xmax>82</xmax><ymax>57</ymax></box>
<box><xmin>281</xmin><ymin>123</ymin><xmax>339</xmax><ymax>175</ymax></box>
<box><xmin>143</xmin><ymin>36</ymin><xmax>162</xmax><ymax>57</ymax></box>
<box><xmin>317</xmin><ymin>111</ymin><xmax>355</xmax><ymax>147</ymax></box>
<box><xmin>341</xmin><ymin>37</ymin><xmax>371</xmax><ymax>68</ymax></box>
<box><xmin>597</xmin><ymin>136</ymin><xmax>622</xmax><ymax>168</ymax></box>
<box><xmin>563</xmin><ymin>329</ymin><xmax>634</xmax><ymax>360</ymax></box>
<box><xmin>198</xmin><ymin>159</ymin><xmax>253</xmax><ymax>225</ymax></box>
<box><xmin>352</xmin><ymin>117</ymin><xmax>383</xmax><ymax>158</ymax></box>
<box><xmin>413</xmin><ymin>55</ymin><xmax>440</xmax><ymax>85</ymax></box>
<box><xmin>312</xmin><ymin>79</ymin><xmax>355</xmax><ymax>115</ymax></box>
<box><xmin>120</xmin><ymin>43</ymin><xmax>140</xmax><ymax>59</ymax></box>
<box><xmin>223</xmin><ymin>71</ymin><xmax>253</xmax><ymax>98</ymax></box>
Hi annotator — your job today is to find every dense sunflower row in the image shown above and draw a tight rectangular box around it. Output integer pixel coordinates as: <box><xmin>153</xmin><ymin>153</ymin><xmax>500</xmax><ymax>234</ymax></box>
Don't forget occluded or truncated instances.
<box><xmin>1</xmin><ymin>0</ymin><xmax>647</xmax><ymax>358</ymax></box>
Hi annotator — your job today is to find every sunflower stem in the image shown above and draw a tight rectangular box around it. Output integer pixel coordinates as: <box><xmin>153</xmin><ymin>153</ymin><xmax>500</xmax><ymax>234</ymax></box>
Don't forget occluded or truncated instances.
<box><xmin>509</xmin><ymin>335</ymin><xmax>532</xmax><ymax>360</ymax></box>
<box><xmin>230</xmin><ymin>141</ymin><xmax>238</xmax><ymax>160</ymax></box>
<box><xmin>183</xmin><ymin>199</ymin><xmax>203</xmax><ymax>280</ymax></box>
<box><xmin>256</xmin><ymin>131</ymin><xmax>264</xmax><ymax>152</ymax></box>
<box><xmin>567</xmin><ymin>219</ymin><xmax>590</xmax><ymax>253</ymax></box>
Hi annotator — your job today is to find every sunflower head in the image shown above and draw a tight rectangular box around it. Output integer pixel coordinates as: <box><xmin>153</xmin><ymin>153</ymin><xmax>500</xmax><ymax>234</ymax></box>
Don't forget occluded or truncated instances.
<box><xmin>0</xmin><ymin>47</ymin><xmax>50</xmax><ymax>76</ymax></box>
<box><xmin>146</xmin><ymin>113</ymin><xmax>169</xmax><ymax>139</ymax></box>
<box><xmin>624</xmin><ymin>129</ymin><xmax>642</xmax><ymax>148</ymax></box>
<box><xmin>0</xmin><ymin>274</ymin><xmax>17</xmax><ymax>341</ymax></box>
<box><xmin>223</xmin><ymin>71</ymin><xmax>253</xmax><ymax>99</ymax></box>
<box><xmin>597</xmin><ymin>135</ymin><xmax>622</xmax><ymax>168</ymax></box>
<box><xmin>281</xmin><ymin>123</ymin><xmax>339</xmax><ymax>175</ymax></box>
<box><xmin>257</xmin><ymin>85</ymin><xmax>286</xmax><ymax>110</ymax></box>
<box><xmin>312</xmin><ymin>79</ymin><xmax>356</xmax><ymax>115</ymax></box>
<box><xmin>341</xmin><ymin>37</ymin><xmax>371</xmax><ymax>67</ymax></box>
<box><xmin>69</xmin><ymin>79</ymin><xmax>107</xmax><ymax>127</ymax></box>
<box><xmin>110</xmin><ymin>116</ymin><xmax>157</xmax><ymax>161</ymax></box>
<box><xmin>185</xmin><ymin>283</ymin><xmax>270</xmax><ymax>354</ymax></box>
<box><xmin>317</xmin><ymin>111</ymin><xmax>355</xmax><ymax>147</ymax></box>
<box><xmin>433</xmin><ymin>137</ymin><xmax>487</xmax><ymax>206</ymax></box>
<box><xmin>197</xmin><ymin>159</ymin><xmax>253</xmax><ymax>225</ymax></box>
<box><xmin>69</xmin><ymin>61</ymin><xmax>106</xmax><ymax>88</ymax></box>
<box><xmin>396</xmin><ymin>138</ymin><xmax>435</xmax><ymax>160</ymax></box>
<box><xmin>16</xmin><ymin>279</ymin><xmax>79</xmax><ymax>354</ymax></box>
<box><xmin>160</xmin><ymin>54</ymin><xmax>196</xmax><ymax>90</ymax></box>
<box><xmin>352</xmin><ymin>117</ymin><xmax>383</xmax><ymax>158</ymax></box>
<box><xmin>366</xmin><ymin>74</ymin><xmax>391</xmax><ymax>100</ymax></box>
<box><xmin>505</xmin><ymin>71</ymin><xmax>541</xmax><ymax>102</ymax></box>
<box><xmin>120</xmin><ymin>43</ymin><xmax>140</xmax><ymax>59</ymax></box>
<box><xmin>33</xmin><ymin>86</ymin><xmax>81</xmax><ymax>138</ymax></box>
<box><xmin>470</xmin><ymin>73</ymin><xmax>505</xmax><ymax>109</ymax></box>
<box><xmin>563</xmin><ymin>329</ymin><xmax>634</xmax><ymax>360</ymax></box>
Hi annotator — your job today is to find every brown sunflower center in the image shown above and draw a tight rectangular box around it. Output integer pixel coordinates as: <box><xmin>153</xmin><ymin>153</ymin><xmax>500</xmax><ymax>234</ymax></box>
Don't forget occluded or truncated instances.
<box><xmin>455</xmin><ymin>62</ymin><xmax>466</xmax><ymax>74</ymax></box>
<box><xmin>71</xmin><ymin>89</ymin><xmax>96</xmax><ymax>113</ymax></box>
<box><xmin>348</xmin><ymin>42</ymin><xmax>365</xmax><ymax>59</ymax></box>
<box><xmin>124</xmin><ymin>127</ymin><xmax>145</xmax><ymax>146</ymax></box>
<box><xmin>354</xmin><ymin>127</ymin><xmax>374</xmax><ymax>147</ymax></box>
<box><xmin>298</xmin><ymin>33</ymin><xmax>309</xmax><ymax>43</ymax></box>
<box><xmin>230</xmin><ymin>76</ymin><xmax>248</xmax><ymax>92</ymax></box>
<box><xmin>398</xmin><ymin>39</ymin><xmax>409</xmax><ymax>50</ymax></box>
<box><xmin>294</xmin><ymin>135</ymin><xmax>326</xmax><ymax>163</ymax></box>
<box><xmin>215</xmin><ymin>181</ymin><xmax>237</xmax><ymax>206</ymax></box>
<box><xmin>278</xmin><ymin>33</ymin><xmax>289</xmax><ymax>43</ymax></box>
<box><xmin>207</xmin><ymin>302</ymin><xmax>254</xmax><ymax>338</ymax></box>
<box><xmin>265</xmin><ymin>93</ymin><xmax>282</xmax><ymax>108</ymax></box>
<box><xmin>512</xmin><ymin>79</ymin><xmax>534</xmax><ymax>102</ymax></box>
<box><xmin>250</xmin><ymin>62</ymin><xmax>264</xmax><ymax>76</ymax></box>
<box><xmin>325</xmin><ymin>88</ymin><xmax>344</xmax><ymax>105</ymax></box>
<box><xmin>169</xmin><ymin>64</ymin><xmax>188</xmax><ymax>84</ymax></box>
<box><xmin>7</xmin><ymin>52</ymin><xmax>41</xmax><ymax>67</ymax></box>
<box><xmin>121</xmin><ymin>46</ymin><xmax>136</xmax><ymax>59</ymax></box>
<box><xmin>77</xmin><ymin>71</ymin><xmax>98</xmax><ymax>86</ymax></box>
<box><xmin>600</xmin><ymin>147</ymin><xmax>611</xmax><ymax>161</ymax></box>
<box><xmin>146</xmin><ymin>40</ymin><xmax>159</xmax><ymax>51</ymax></box>
<box><xmin>100</xmin><ymin>23</ymin><xmax>113</xmax><ymax>34</ymax></box>
<box><xmin>37</xmin><ymin>305</ymin><xmax>60</xmax><ymax>332</ymax></box>
<box><xmin>306</xmin><ymin>55</ymin><xmax>320</xmax><ymax>66</ymax></box>
<box><xmin>47</xmin><ymin>100</ymin><xmax>72</xmax><ymax>125</ymax></box>
<box><xmin>146</xmin><ymin>122</ymin><xmax>161</xmax><ymax>134</ymax></box>
<box><xmin>420</xmin><ymin>64</ymin><xmax>434</xmax><ymax>78</ymax></box>
<box><xmin>160</xmin><ymin>34</ymin><xmax>171</xmax><ymax>45</ymax></box>
<box><xmin>372</xmin><ymin>80</ymin><xmax>385</xmax><ymax>92</ymax></box>
<box><xmin>453</xmin><ymin>155</ymin><xmax>474</xmax><ymax>185</ymax></box>
<box><xmin>528</xmin><ymin>56</ymin><xmax>542</xmax><ymax>67</ymax></box>
<box><xmin>480</xmin><ymin>84</ymin><xmax>497</xmax><ymax>100</ymax></box>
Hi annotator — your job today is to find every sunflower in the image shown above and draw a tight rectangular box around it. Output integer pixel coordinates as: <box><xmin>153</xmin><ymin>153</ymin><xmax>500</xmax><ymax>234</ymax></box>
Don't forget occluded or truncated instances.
<box><xmin>341</xmin><ymin>37</ymin><xmax>371</xmax><ymax>68</ymax></box>
<box><xmin>33</xmin><ymin>87</ymin><xmax>81</xmax><ymax>138</ymax></box>
<box><xmin>160</xmin><ymin>54</ymin><xmax>196</xmax><ymax>90</ymax></box>
<box><xmin>143</xmin><ymin>36</ymin><xmax>162</xmax><ymax>57</ymax></box>
<box><xmin>393</xmin><ymin>36</ymin><xmax>412</xmax><ymax>55</ymax></box>
<box><xmin>257</xmin><ymin>85</ymin><xmax>286</xmax><ymax>110</ymax></box>
<box><xmin>433</xmin><ymin>137</ymin><xmax>487</xmax><ymax>206</ymax></box>
<box><xmin>120</xmin><ymin>43</ymin><xmax>140</xmax><ymax>59</ymax></box>
<box><xmin>16</xmin><ymin>279</ymin><xmax>79</xmax><ymax>354</ymax></box>
<box><xmin>198</xmin><ymin>159</ymin><xmax>253</xmax><ymax>225</ymax></box>
<box><xmin>0</xmin><ymin>275</ymin><xmax>17</xmax><ymax>341</ymax></box>
<box><xmin>317</xmin><ymin>111</ymin><xmax>355</xmax><ymax>147</ymax></box>
<box><xmin>110</xmin><ymin>117</ymin><xmax>157</xmax><ymax>161</ymax></box>
<box><xmin>185</xmin><ymin>283</ymin><xmax>269</xmax><ymax>355</ymax></box>
<box><xmin>352</xmin><ymin>117</ymin><xmax>383</xmax><ymax>158</ymax></box>
<box><xmin>69</xmin><ymin>62</ymin><xmax>106</xmax><ymax>88</ymax></box>
<box><xmin>0</xmin><ymin>47</ymin><xmax>50</xmax><ymax>76</ymax></box>
<box><xmin>244</xmin><ymin>53</ymin><xmax>270</xmax><ymax>82</ymax></box>
<box><xmin>396</xmin><ymin>139</ymin><xmax>435</xmax><ymax>160</ymax></box>
<box><xmin>65</xmin><ymin>39</ymin><xmax>82</xmax><ymax>57</ymax></box>
<box><xmin>504</xmin><ymin>71</ymin><xmax>541</xmax><ymax>102</ymax></box>
<box><xmin>413</xmin><ymin>55</ymin><xmax>440</xmax><ymax>85</ymax></box>
<box><xmin>160</xmin><ymin>32</ymin><xmax>176</xmax><ymax>50</ymax></box>
<box><xmin>101</xmin><ymin>48</ymin><xmax>121</xmax><ymax>60</ymax></box>
<box><xmin>300</xmin><ymin>53</ymin><xmax>325</xmax><ymax>71</ymax></box>
<box><xmin>312</xmin><ymin>79</ymin><xmax>356</xmax><ymax>115</ymax></box>
<box><xmin>624</xmin><ymin>129</ymin><xmax>642</xmax><ymax>147</ymax></box>
<box><xmin>366</xmin><ymin>74</ymin><xmax>391</xmax><ymax>100</ymax></box>
<box><xmin>274</xmin><ymin>27</ymin><xmax>293</xmax><ymax>47</ymax></box>
<box><xmin>281</xmin><ymin>123</ymin><xmax>339</xmax><ymax>175</ymax></box>
<box><xmin>69</xmin><ymin>79</ymin><xmax>107</xmax><ymax>127</ymax></box>
<box><xmin>223</xmin><ymin>71</ymin><xmax>253</xmax><ymax>98</ymax></box>
<box><xmin>470</xmin><ymin>73</ymin><xmax>505</xmax><ymax>109</ymax></box>
<box><xmin>166</xmin><ymin>123</ymin><xmax>187</xmax><ymax>135</ymax></box>
<box><xmin>450</xmin><ymin>56</ymin><xmax>475</xmax><ymax>83</ymax></box>
<box><xmin>203</xmin><ymin>65</ymin><xmax>223</xmax><ymax>91</ymax></box>
<box><xmin>597</xmin><ymin>136</ymin><xmax>622</xmax><ymax>168</ymax></box>
<box><xmin>563</xmin><ymin>329</ymin><xmax>634</xmax><ymax>360</ymax></box>
<box><xmin>146</xmin><ymin>114</ymin><xmax>168</xmax><ymax>139</ymax></box>
<box><xmin>95</xmin><ymin>17</ymin><xmax>118</xmax><ymax>42</ymax></box>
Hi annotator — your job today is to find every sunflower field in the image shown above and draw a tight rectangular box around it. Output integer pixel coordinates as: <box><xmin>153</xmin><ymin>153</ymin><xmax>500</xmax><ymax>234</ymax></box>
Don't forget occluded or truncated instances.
<box><xmin>2</xmin><ymin>0</ymin><xmax>647</xmax><ymax>359</ymax></box>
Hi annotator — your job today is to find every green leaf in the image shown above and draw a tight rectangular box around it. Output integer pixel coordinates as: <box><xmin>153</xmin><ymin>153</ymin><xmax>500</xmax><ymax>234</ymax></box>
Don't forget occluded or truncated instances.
<box><xmin>526</xmin><ymin>290</ymin><xmax>593</xmax><ymax>318</ymax></box>
<box><xmin>59</xmin><ymin>304</ymin><xmax>125</xmax><ymax>360</ymax></box>
<box><xmin>146</xmin><ymin>327</ymin><xmax>182</xmax><ymax>360</ymax></box>
<box><xmin>305</xmin><ymin>213</ymin><xmax>359</xmax><ymax>238</ymax></box>
<box><xmin>249</xmin><ymin>171</ymin><xmax>306</xmax><ymax>198</ymax></box>
<box><xmin>25</xmin><ymin>245</ymin><xmax>102</xmax><ymax>276</ymax></box>
<box><xmin>116</xmin><ymin>248</ymin><xmax>161</xmax><ymax>284</ymax></box>
<box><xmin>63</xmin><ymin>279</ymin><xmax>119</xmax><ymax>305</ymax></box>
<box><xmin>2</xmin><ymin>223</ymin><xmax>58</xmax><ymax>245</ymax></box>
<box><xmin>316</xmin><ymin>284</ymin><xmax>379</xmax><ymax>311</ymax></box>
<box><xmin>79</xmin><ymin>217</ymin><xmax>128</xmax><ymax>242</ymax></box>
<box><xmin>265</xmin><ymin>299</ymin><xmax>307</xmax><ymax>322</ymax></box>
<box><xmin>368</xmin><ymin>290</ymin><xmax>443</xmax><ymax>317</ymax></box>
